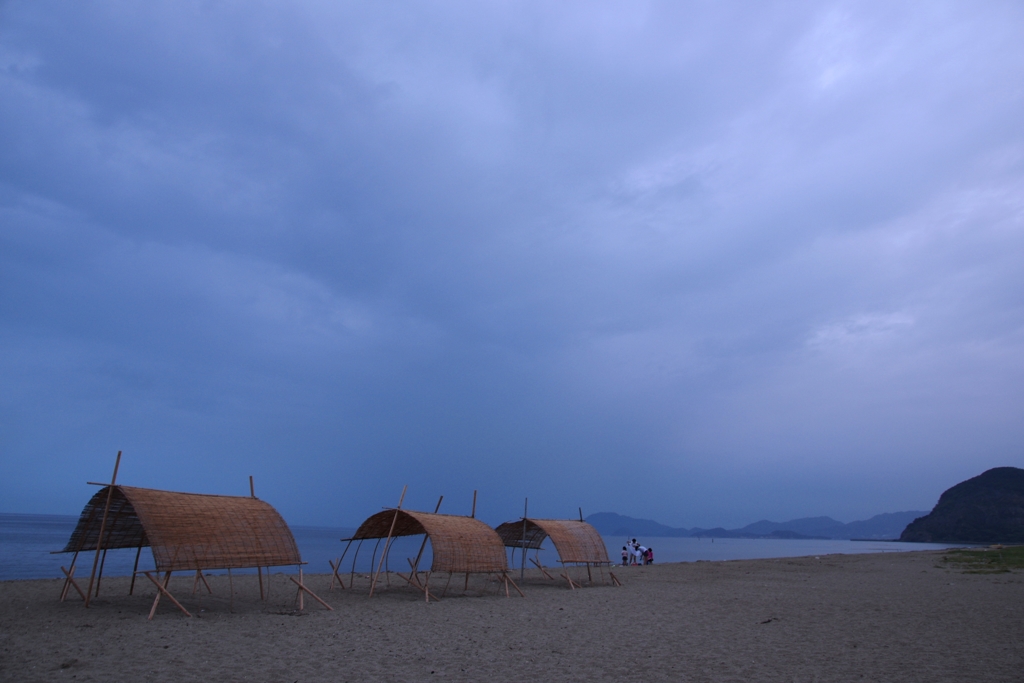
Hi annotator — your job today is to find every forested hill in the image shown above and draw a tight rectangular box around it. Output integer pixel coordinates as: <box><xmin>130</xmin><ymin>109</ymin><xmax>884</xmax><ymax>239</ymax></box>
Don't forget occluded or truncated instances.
<box><xmin>900</xmin><ymin>467</ymin><xmax>1024</xmax><ymax>543</ymax></box>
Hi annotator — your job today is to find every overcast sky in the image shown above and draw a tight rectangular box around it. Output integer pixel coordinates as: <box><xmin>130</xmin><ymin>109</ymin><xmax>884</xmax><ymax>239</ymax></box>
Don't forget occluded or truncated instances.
<box><xmin>2</xmin><ymin>1</ymin><xmax>1022</xmax><ymax>529</ymax></box>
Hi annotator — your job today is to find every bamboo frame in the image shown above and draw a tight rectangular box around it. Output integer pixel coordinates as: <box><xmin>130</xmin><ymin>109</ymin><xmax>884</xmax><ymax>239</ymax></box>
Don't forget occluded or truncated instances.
<box><xmin>58</xmin><ymin>480</ymin><xmax>316</xmax><ymax>616</ymax></box>
<box><xmin>346</xmin><ymin>502</ymin><xmax>519</xmax><ymax>598</ymax></box>
<box><xmin>495</xmin><ymin>518</ymin><xmax>617</xmax><ymax>588</ymax></box>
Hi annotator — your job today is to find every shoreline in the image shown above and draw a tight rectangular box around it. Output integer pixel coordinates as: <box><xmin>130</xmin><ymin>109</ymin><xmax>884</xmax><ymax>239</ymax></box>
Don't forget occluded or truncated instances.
<box><xmin>2</xmin><ymin>550</ymin><xmax>1022</xmax><ymax>682</ymax></box>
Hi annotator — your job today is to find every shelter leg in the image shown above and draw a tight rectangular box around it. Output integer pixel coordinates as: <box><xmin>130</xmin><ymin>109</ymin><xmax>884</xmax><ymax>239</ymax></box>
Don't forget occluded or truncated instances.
<box><xmin>60</xmin><ymin>552</ymin><xmax>80</xmax><ymax>601</ymax></box>
<box><xmin>424</xmin><ymin>572</ymin><xmax>431</xmax><ymax>603</ymax></box>
<box><xmin>258</xmin><ymin>566</ymin><xmax>265</xmax><ymax>600</ymax></box>
<box><xmin>442</xmin><ymin>572</ymin><xmax>453</xmax><ymax>598</ymax></box>
<box><xmin>395</xmin><ymin>571</ymin><xmax>425</xmax><ymax>594</ymax></box>
<box><xmin>587</xmin><ymin>563</ymin><xmax>592</xmax><ymax>583</ymax></box>
<box><xmin>228</xmin><ymin>568</ymin><xmax>234</xmax><ymax>613</ymax></box>
<box><xmin>464</xmin><ymin>573</ymin><xmax>470</xmax><ymax>591</ymax></box>
<box><xmin>609</xmin><ymin>571</ymin><xmax>622</xmax><ymax>587</ymax></box>
<box><xmin>329</xmin><ymin>560</ymin><xmax>346</xmax><ymax>591</ymax></box>
<box><xmin>530</xmin><ymin>557</ymin><xmax>554</xmax><ymax>580</ymax></box>
<box><xmin>129</xmin><ymin>545</ymin><xmax>142</xmax><ymax>595</ymax></box>
<box><xmin>405</xmin><ymin>558</ymin><xmax>424</xmax><ymax>589</ymax></box>
<box><xmin>368</xmin><ymin>538</ymin><xmax>382</xmax><ymax>594</ymax></box>
<box><xmin>94</xmin><ymin>548</ymin><xmax>108</xmax><ymax>597</ymax></box>
<box><xmin>60</xmin><ymin>565</ymin><xmax>86</xmax><ymax>602</ymax></box>
<box><xmin>350</xmin><ymin>540</ymin><xmax>363</xmax><ymax>588</ymax></box>
<box><xmin>370</xmin><ymin>486</ymin><xmax>407</xmax><ymax>597</ymax></box>
<box><xmin>144</xmin><ymin>571</ymin><xmax>191</xmax><ymax>619</ymax></box>
<box><xmin>333</xmin><ymin>540</ymin><xmax>353</xmax><ymax>591</ymax></box>
<box><xmin>504</xmin><ymin>572</ymin><xmax>525</xmax><ymax>598</ymax></box>
<box><xmin>288</xmin><ymin>575</ymin><xmax>333</xmax><ymax>611</ymax></box>
<box><xmin>559</xmin><ymin>564</ymin><xmax>579</xmax><ymax>590</ymax></box>
<box><xmin>297</xmin><ymin>566</ymin><xmax>304</xmax><ymax>611</ymax></box>
<box><xmin>86</xmin><ymin>451</ymin><xmax>121</xmax><ymax>608</ymax></box>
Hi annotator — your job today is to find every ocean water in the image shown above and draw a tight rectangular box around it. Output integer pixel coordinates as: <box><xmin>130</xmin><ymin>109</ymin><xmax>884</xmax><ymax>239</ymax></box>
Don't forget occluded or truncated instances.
<box><xmin>0</xmin><ymin>513</ymin><xmax>959</xmax><ymax>582</ymax></box>
<box><xmin>599</xmin><ymin>535</ymin><xmax>960</xmax><ymax>566</ymax></box>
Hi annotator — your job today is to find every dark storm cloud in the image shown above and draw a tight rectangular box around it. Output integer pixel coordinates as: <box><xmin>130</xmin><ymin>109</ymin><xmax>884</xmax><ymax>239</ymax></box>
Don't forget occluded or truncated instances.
<box><xmin>2</xmin><ymin>1</ymin><xmax>1023</xmax><ymax>528</ymax></box>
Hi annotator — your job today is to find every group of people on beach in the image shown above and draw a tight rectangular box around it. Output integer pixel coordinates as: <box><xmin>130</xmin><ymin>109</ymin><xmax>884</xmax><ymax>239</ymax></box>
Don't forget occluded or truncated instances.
<box><xmin>621</xmin><ymin>538</ymin><xmax>653</xmax><ymax>566</ymax></box>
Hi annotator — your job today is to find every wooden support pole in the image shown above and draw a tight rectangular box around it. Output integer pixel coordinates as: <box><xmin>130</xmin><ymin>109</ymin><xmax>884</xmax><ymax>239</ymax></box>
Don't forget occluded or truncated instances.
<box><xmin>257</xmin><ymin>565</ymin><xmax>265</xmax><ymax>600</ymax></box>
<box><xmin>411</xmin><ymin>495</ymin><xmax>443</xmax><ymax>576</ymax></box>
<box><xmin>144</xmin><ymin>571</ymin><xmax>191</xmax><ymax>619</ymax></box>
<box><xmin>530</xmin><ymin>557</ymin><xmax>555</xmax><ymax>580</ymax></box>
<box><xmin>249</xmin><ymin>475</ymin><xmax>255</xmax><ymax>498</ymax></box>
<box><xmin>85</xmin><ymin>450</ymin><xmax>121</xmax><ymax>608</ymax></box>
<box><xmin>442</xmin><ymin>572</ymin><xmax>453</xmax><ymax>599</ymax></box>
<box><xmin>471</xmin><ymin>489</ymin><xmax>477</xmax><ymax>518</ymax></box>
<box><xmin>332</xmin><ymin>539</ymin><xmax>354</xmax><ymax>590</ymax></box>
<box><xmin>609</xmin><ymin>571</ymin><xmax>622</xmax><ymax>587</ymax></box>
<box><xmin>228</xmin><ymin>568</ymin><xmax>234</xmax><ymax>612</ymax></box>
<box><xmin>94</xmin><ymin>548</ymin><xmax>108</xmax><ymax>597</ymax></box>
<box><xmin>502</xmin><ymin>571</ymin><xmax>525</xmax><ymax>598</ymax></box>
<box><xmin>521</xmin><ymin>498</ymin><xmax>528</xmax><ymax>582</ymax></box>
<box><xmin>369</xmin><ymin>485</ymin><xmax>407</xmax><ymax>598</ymax></box>
<box><xmin>288</xmin><ymin>575</ymin><xmax>333</xmax><ymax>611</ymax></box>
<box><xmin>60</xmin><ymin>552</ymin><xmax>80</xmax><ymax>601</ymax></box>
<box><xmin>60</xmin><ymin>565</ymin><xmax>86</xmax><ymax>601</ymax></box>
<box><xmin>406</xmin><ymin>558</ymin><xmax>424</xmax><ymax>588</ymax></box>
<box><xmin>129</xmin><ymin>545</ymin><xmax>142</xmax><ymax>595</ymax></box>
<box><xmin>297</xmin><ymin>566</ymin><xmax>303</xmax><ymax>611</ymax></box>
<box><xmin>191</xmin><ymin>570</ymin><xmax>212</xmax><ymax>595</ymax></box>
<box><xmin>328</xmin><ymin>560</ymin><xmax>346</xmax><ymax>591</ymax></box>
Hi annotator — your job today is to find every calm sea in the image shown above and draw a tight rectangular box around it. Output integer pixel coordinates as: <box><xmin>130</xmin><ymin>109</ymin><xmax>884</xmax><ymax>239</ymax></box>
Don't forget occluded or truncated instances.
<box><xmin>0</xmin><ymin>513</ymin><xmax>959</xmax><ymax>581</ymax></box>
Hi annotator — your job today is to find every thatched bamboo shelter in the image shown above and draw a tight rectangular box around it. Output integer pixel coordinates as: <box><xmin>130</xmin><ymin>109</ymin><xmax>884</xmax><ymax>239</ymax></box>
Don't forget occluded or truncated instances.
<box><xmin>335</xmin><ymin>508</ymin><xmax>522</xmax><ymax>600</ymax></box>
<box><xmin>495</xmin><ymin>518</ymin><xmax>620</xmax><ymax>588</ymax></box>
<box><xmin>58</xmin><ymin>484</ymin><xmax>329</xmax><ymax>618</ymax></box>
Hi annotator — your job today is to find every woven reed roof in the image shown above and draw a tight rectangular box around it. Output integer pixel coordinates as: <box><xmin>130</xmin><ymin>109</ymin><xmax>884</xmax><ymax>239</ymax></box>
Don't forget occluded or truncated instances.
<box><xmin>61</xmin><ymin>485</ymin><xmax>301</xmax><ymax>572</ymax></box>
<box><xmin>495</xmin><ymin>518</ymin><xmax>610</xmax><ymax>564</ymax></box>
<box><xmin>351</xmin><ymin>510</ymin><xmax>508</xmax><ymax>574</ymax></box>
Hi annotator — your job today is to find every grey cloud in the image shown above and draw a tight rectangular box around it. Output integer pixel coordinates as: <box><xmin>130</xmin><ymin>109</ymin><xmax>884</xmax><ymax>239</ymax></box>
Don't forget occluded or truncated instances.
<box><xmin>2</xmin><ymin>1</ymin><xmax>1023</xmax><ymax>528</ymax></box>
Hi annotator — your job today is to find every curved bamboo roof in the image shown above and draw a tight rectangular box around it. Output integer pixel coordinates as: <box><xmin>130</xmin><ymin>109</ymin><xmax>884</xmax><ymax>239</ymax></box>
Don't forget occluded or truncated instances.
<box><xmin>351</xmin><ymin>509</ymin><xmax>507</xmax><ymax>574</ymax></box>
<box><xmin>495</xmin><ymin>518</ymin><xmax>610</xmax><ymax>564</ymax></box>
<box><xmin>61</xmin><ymin>485</ymin><xmax>301</xmax><ymax>572</ymax></box>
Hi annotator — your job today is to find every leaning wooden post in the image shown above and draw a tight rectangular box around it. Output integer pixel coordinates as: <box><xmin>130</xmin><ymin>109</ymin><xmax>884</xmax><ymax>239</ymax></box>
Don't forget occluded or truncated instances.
<box><xmin>85</xmin><ymin>450</ymin><xmax>121</xmax><ymax>608</ymax></box>
<box><xmin>471</xmin><ymin>490</ymin><xmax>477</xmax><ymax>518</ymax></box>
<box><xmin>369</xmin><ymin>485</ymin><xmax>407</xmax><ymax>597</ymax></box>
<box><xmin>411</xmin><ymin>495</ymin><xmax>443</xmax><ymax>576</ymax></box>
<box><xmin>129</xmin><ymin>545</ymin><xmax>143</xmax><ymax>595</ymax></box>
<box><xmin>521</xmin><ymin>498</ymin><xmax>528</xmax><ymax>581</ymax></box>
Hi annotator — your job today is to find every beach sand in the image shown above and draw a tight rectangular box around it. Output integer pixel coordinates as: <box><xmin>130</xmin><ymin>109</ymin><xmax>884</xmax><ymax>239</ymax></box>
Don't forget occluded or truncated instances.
<box><xmin>1</xmin><ymin>550</ymin><xmax>1021</xmax><ymax>682</ymax></box>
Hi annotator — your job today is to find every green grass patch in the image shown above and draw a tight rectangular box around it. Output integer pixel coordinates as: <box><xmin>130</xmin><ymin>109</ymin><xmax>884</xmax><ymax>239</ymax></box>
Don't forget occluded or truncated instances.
<box><xmin>942</xmin><ymin>545</ymin><xmax>1024</xmax><ymax>573</ymax></box>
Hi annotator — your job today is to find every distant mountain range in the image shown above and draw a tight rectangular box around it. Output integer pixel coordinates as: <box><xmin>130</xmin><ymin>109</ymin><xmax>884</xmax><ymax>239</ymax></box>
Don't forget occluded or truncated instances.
<box><xmin>586</xmin><ymin>510</ymin><xmax>929</xmax><ymax>541</ymax></box>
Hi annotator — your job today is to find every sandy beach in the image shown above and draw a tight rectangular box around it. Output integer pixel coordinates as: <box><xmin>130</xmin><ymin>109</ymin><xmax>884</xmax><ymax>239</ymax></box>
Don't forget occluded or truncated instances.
<box><xmin>2</xmin><ymin>550</ymin><xmax>1021</xmax><ymax>682</ymax></box>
